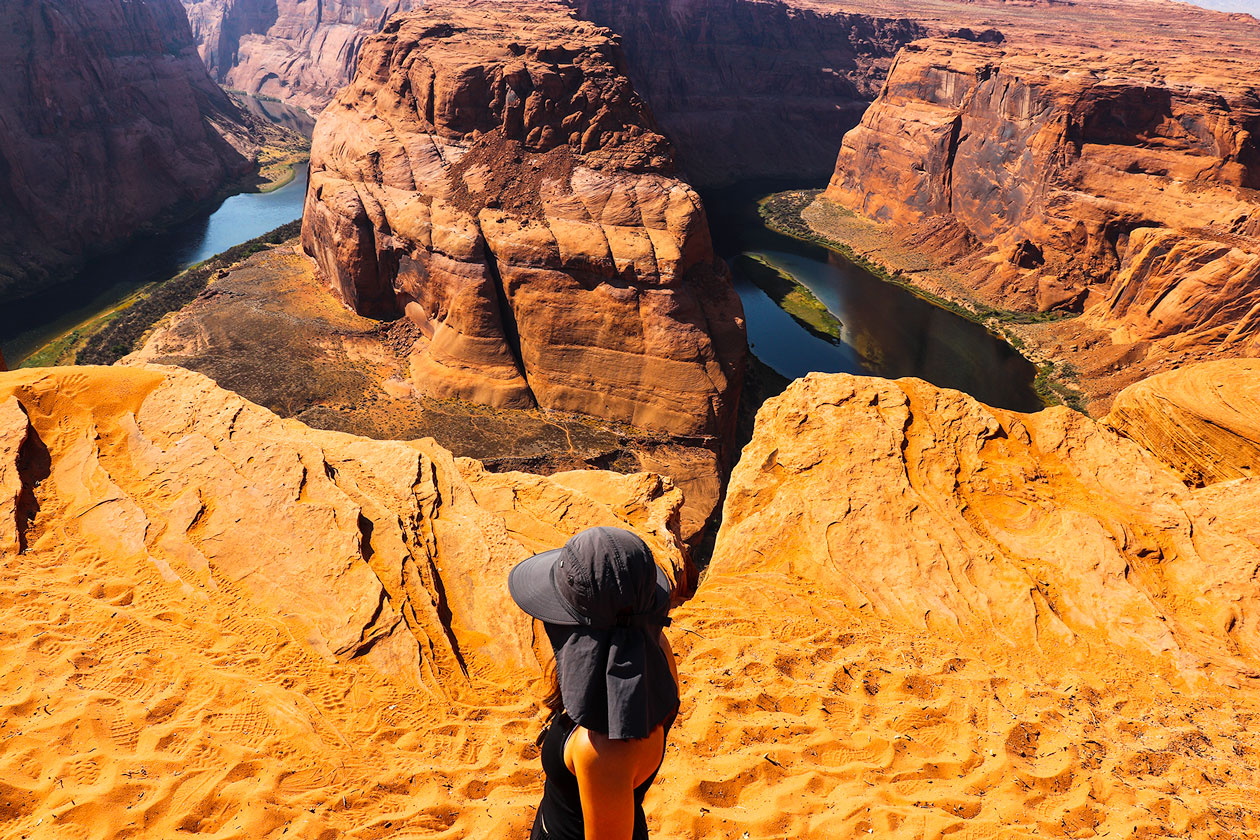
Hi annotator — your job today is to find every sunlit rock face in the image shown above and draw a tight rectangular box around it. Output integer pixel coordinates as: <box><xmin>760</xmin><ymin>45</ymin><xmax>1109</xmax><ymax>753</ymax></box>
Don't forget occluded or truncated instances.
<box><xmin>0</xmin><ymin>0</ymin><xmax>254</xmax><ymax>301</ymax></box>
<box><xmin>301</xmin><ymin>0</ymin><xmax>745</xmax><ymax>442</ymax></box>
<box><xmin>0</xmin><ymin>364</ymin><xmax>690</xmax><ymax>684</ymax></box>
<box><xmin>825</xmin><ymin>37</ymin><xmax>1260</xmax><ymax>366</ymax></box>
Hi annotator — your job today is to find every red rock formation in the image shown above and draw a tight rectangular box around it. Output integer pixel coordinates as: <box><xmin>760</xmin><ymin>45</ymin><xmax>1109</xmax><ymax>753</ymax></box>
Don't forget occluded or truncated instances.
<box><xmin>301</xmin><ymin>0</ymin><xmax>745</xmax><ymax>442</ymax></box>
<box><xmin>0</xmin><ymin>0</ymin><xmax>254</xmax><ymax>301</ymax></box>
<box><xmin>821</xmin><ymin>32</ymin><xmax>1260</xmax><ymax>392</ymax></box>
<box><xmin>827</xmin><ymin>39</ymin><xmax>1260</xmax><ymax>312</ymax></box>
<box><xmin>183</xmin><ymin>0</ymin><xmax>416</xmax><ymax>112</ymax></box>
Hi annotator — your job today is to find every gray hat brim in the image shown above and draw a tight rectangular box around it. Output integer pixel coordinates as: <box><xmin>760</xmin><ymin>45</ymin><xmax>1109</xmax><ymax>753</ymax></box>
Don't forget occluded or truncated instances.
<box><xmin>508</xmin><ymin>548</ymin><xmax>586</xmax><ymax>625</ymax></box>
<box><xmin>509</xmin><ymin>547</ymin><xmax>674</xmax><ymax>627</ymax></box>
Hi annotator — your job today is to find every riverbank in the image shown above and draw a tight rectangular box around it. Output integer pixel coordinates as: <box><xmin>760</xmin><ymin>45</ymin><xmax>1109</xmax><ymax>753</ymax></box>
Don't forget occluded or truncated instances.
<box><xmin>759</xmin><ymin>190</ymin><xmax>1089</xmax><ymax>413</ymax></box>
<box><xmin>22</xmin><ymin>221</ymin><xmax>302</xmax><ymax>368</ymax></box>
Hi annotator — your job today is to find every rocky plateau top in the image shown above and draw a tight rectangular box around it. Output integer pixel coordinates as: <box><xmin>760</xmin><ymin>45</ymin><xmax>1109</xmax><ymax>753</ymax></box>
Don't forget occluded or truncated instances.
<box><xmin>4</xmin><ymin>358</ymin><xmax>1260</xmax><ymax>837</ymax></box>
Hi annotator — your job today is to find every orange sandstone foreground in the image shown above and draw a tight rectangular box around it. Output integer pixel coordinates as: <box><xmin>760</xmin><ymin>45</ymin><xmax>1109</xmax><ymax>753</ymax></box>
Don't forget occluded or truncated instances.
<box><xmin>4</xmin><ymin>361</ymin><xmax>1260</xmax><ymax>838</ymax></box>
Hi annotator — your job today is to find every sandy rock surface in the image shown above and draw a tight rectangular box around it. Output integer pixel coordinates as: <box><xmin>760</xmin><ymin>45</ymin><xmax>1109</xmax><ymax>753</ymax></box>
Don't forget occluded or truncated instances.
<box><xmin>4</xmin><ymin>361</ymin><xmax>1260</xmax><ymax>838</ymax></box>
<box><xmin>301</xmin><ymin>0</ymin><xmax>745</xmax><ymax>442</ymax></box>
<box><xmin>677</xmin><ymin>361</ymin><xmax>1260</xmax><ymax>837</ymax></box>
<box><xmin>0</xmin><ymin>363</ymin><xmax>692</xmax><ymax>838</ymax></box>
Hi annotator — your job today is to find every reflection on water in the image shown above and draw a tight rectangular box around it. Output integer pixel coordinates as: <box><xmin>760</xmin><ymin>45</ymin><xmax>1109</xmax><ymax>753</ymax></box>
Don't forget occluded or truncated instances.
<box><xmin>0</xmin><ymin>164</ymin><xmax>309</xmax><ymax>365</ymax></box>
<box><xmin>707</xmin><ymin>185</ymin><xmax>1043</xmax><ymax>413</ymax></box>
<box><xmin>233</xmin><ymin>94</ymin><xmax>316</xmax><ymax>138</ymax></box>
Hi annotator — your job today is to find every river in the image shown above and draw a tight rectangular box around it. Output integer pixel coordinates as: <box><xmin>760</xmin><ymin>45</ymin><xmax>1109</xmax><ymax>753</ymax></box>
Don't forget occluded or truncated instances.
<box><xmin>705</xmin><ymin>185</ymin><xmax>1044</xmax><ymax>413</ymax></box>
<box><xmin>0</xmin><ymin>103</ymin><xmax>311</xmax><ymax>366</ymax></box>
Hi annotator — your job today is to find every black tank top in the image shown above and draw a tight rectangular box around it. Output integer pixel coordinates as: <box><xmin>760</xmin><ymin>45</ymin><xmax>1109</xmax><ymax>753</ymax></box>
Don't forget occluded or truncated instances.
<box><xmin>529</xmin><ymin>709</ymin><xmax>677</xmax><ymax>840</ymax></box>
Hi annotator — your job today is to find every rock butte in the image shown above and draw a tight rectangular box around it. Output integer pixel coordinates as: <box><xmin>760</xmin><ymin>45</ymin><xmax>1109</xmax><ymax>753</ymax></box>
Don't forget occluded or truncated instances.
<box><xmin>5</xmin><ymin>360</ymin><xmax>1260</xmax><ymax>836</ymax></box>
<box><xmin>0</xmin><ymin>0</ymin><xmax>257</xmax><ymax>301</ymax></box>
<box><xmin>301</xmin><ymin>0</ymin><xmax>746</xmax><ymax>442</ymax></box>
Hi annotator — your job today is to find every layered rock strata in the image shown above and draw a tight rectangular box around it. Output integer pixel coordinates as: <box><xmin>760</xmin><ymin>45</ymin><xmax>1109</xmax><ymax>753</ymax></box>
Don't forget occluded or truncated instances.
<box><xmin>183</xmin><ymin>0</ymin><xmax>416</xmax><ymax>112</ymax></box>
<box><xmin>1104</xmin><ymin>359</ymin><xmax>1260</xmax><ymax>487</ymax></box>
<box><xmin>822</xmin><ymin>35</ymin><xmax>1260</xmax><ymax>400</ymax></box>
<box><xmin>301</xmin><ymin>0</ymin><xmax>745</xmax><ymax>443</ymax></box>
<box><xmin>0</xmin><ymin>0</ymin><xmax>256</xmax><ymax>301</ymax></box>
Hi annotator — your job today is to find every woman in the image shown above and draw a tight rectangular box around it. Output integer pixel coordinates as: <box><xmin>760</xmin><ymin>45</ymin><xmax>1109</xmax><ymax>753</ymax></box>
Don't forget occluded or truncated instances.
<box><xmin>508</xmin><ymin>526</ymin><xmax>680</xmax><ymax>840</ymax></box>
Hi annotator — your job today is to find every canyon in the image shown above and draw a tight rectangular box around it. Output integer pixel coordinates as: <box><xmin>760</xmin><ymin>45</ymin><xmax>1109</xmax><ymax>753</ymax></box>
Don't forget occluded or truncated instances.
<box><xmin>0</xmin><ymin>0</ymin><xmax>264</xmax><ymax>302</ymax></box>
<box><xmin>4</xmin><ymin>0</ymin><xmax>1260</xmax><ymax>837</ymax></box>
<box><xmin>182</xmin><ymin>0</ymin><xmax>417</xmax><ymax>112</ymax></box>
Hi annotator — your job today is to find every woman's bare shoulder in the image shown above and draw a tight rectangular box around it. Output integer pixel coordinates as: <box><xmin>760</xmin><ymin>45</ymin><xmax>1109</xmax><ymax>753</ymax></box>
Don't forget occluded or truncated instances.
<box><xmin>567</xmin><ymin>724</ymin><xmax>664</xmax><ymax>781</ymax></box>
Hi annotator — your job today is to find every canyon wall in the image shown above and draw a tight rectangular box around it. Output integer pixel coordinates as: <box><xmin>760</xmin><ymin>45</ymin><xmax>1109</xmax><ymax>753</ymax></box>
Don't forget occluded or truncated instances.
<box><xmin>0</xmin><ymin>0</ymin><xmax>256</xmax><ymax>301</ymax></box>
<box><xmin>301</xmin><ymin>0</ymin><xmax>745</xmax><ymax>442</ymax></box>
<box><xmin>181</xmin><ymin>0</ymin><xmax>926</xmax><ymax>183</ymax></box>
<box><xmin>565</xmin><ymin>0</ymin><xmax>925</xmax><ymax>185</ymax></box>
<box><xmin>183</xmin><ymin>0</ymin><xmax>416</xmax><ymax>112</ymax></box>
<box><xmin>823</xmin><ymin>36</ymin><xmax>1260</xmax><ymax>385</ymax></box>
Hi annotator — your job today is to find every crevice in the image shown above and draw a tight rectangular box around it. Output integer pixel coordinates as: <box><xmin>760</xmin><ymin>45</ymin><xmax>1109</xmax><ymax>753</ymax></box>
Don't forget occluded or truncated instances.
<box><xmin>944</xmin><ymin>115</ymin><xmax>963</xmax><ymax>215</ymax></box>
<box><xmin>357</xmin><ymin>512</ymin><xmax>376</xmax><ymax>563</ymax></box>
<box><xmin>426</xmin><ymin>556</ymin><xmax>470</xmax><ymax>678</ymax></box>
<box><xmin>480</xmin><ymin>236</ymin><xmax>538</xmax><ymax>406</ymax></box>
<box><xmin>14</xmin><ymin>410</ymin><xmax>51</xmax><ymax>554</ymax></box>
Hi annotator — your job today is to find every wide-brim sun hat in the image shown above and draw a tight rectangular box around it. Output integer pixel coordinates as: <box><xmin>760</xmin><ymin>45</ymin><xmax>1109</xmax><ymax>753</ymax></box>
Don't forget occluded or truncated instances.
<box><xmin>508</xmin><ymin>526</ymin><xmax>678</xmax><ymax>740</ymax></box>
<box><xmin>508</xmin><ymin>526</ymin><xmax>672</xmax><ymax>628</ymax></box>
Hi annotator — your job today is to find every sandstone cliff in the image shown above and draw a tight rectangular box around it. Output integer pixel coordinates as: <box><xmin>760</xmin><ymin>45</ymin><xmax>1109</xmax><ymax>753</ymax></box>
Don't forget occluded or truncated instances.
<box><xmin>827</xmin><ymin>39</ymin><xmax>1260</xmax><ymax>314</ymax></box>
<box><xmin>0</xmin><ymin>0</ymin><xmax>256</xmax><ymax>301</ymax></box>
<box><xmin>301</xmin><ymin>0</ymin><xmax>745</xmax><ymax>442</ymax></box>
<box><xmin>183</xmin><ymin>0</ymin><xmax>415</xmax><ymax>112</ymax></box>
<box><xmin>821</xmin><ymin>33</ymin><xmax>1260</xmax><ymax>401</ymax></box>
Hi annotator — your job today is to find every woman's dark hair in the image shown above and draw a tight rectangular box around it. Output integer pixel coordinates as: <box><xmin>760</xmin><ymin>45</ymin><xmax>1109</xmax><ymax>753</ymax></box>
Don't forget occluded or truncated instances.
<box><xmin>541</xmin><ymin>622</ymin><xmax>569</xmax><ymax>718</ymax></box>
<box><xmin>542</xmin><ymin>660</ymin><xmax>565</xmax><ymax>718</ymax></box>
